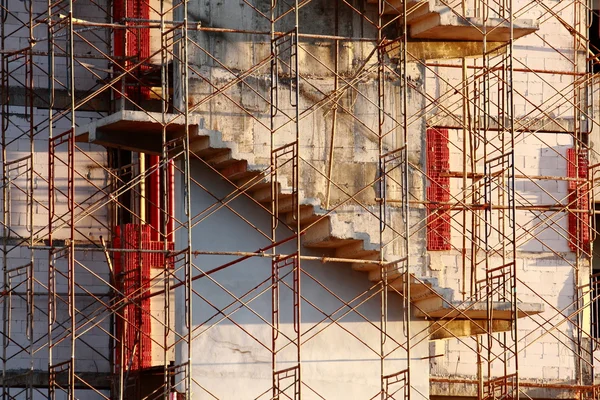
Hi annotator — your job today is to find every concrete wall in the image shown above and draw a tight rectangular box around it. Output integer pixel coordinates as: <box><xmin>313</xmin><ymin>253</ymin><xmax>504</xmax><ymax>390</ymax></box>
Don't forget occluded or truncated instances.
<box><xmin>174</xmin><ymin>160</ymin><xmax>430</xmax><ymax>399</ymax></box>
<box><xmin>424</xmin><ymin>0</ymin><xmax>593</xmax><ymax>385</ymax></box>
<box><xmin>1</xmin><ymin>106</ymin><xmax>111</xmax><ymax>381</ymax></box>
<box><xmin>179</xmin><ymin>0</ymin><xmax>595</xmax><ymax>390</ymax></box>
<box><xmin>183</xmin><ymin>0</ymin><xmax>431</xmax><ymax>282</ymax></box>
<box><xmin>1</xmin><ymin>0</ymin><xmax>113</xmax><ymax>387</ymax></box>
<box><xmin>430</xmin><ymin>255</ymin><xmax>581</xmax><ymax>382</ymax></box>
<box><xmin>0</xmin><ymin>248</ymin><xmax>111</xmax><ymax>375</ymax></box>
<box><xmin>4</xmin><ymin>0</ymin><xmax>110</xmax><ymax>92</ymax></box>
<box><xmin>442</xmin><ymin>129</ymin><xmax>574</xmax><ymax>254</ymax></box>
<box><xmin>2</xmin><ymin>106</ymin><xmax>109</xmax><ymax>241</ymax></box>
<box><xmin>184</xmin><ymin>0</ymin><xmax>425</xmax><ymax>208</ymax></box>
<box><xmin>1</xmin><ymin>0</ymin><xmax>596</xmax><ymax>395</ymax></box>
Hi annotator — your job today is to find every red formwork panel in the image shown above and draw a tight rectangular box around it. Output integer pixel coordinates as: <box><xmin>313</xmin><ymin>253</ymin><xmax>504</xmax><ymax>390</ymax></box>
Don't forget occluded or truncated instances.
<box><xmin>426</xmin><ymin>128</ymin><xmax>451</xmax><ymax>251</ymax></box>
<box><xmin>113</xmin><ymin>0</ymin><xmax>151</xmax><ymax>99</ymax></box>
<box><xmin>567</xmin><ymin>148</ymin><xmax>588</xmax><ymax>190</ymax></box>
<box><xmin>566</xmin><ymin>148</ymin><xmax>590</xmax><ymax>253</ymax></box>
<box><xmin>114</xmin><ymin>223</ymin><xmax>173</xmax><ymax>371</ymax></box>
<box><xmin>427</xmin><ymin>207</ymin><xmax>451</xmax><ymax>251</ymax></box>
<box><xmin>567</xmin><ymin>187</ymin><xmax>591</xmax><ymax>253</ymax></box>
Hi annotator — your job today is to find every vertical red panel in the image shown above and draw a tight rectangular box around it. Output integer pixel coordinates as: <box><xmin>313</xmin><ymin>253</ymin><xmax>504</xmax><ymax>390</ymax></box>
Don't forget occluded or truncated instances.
<box><xmin>113</xmin><ymin>222</ymin><xmax>175</xmax><ymax>371</ymax></box>
<box><xmin>138</xmin><ymin>0</ymin><xmax>150</xmax><ymax>98</ymax></box>
<box><xmin>167</xmin><ymin>160</ymin><xmax>175</xmax><ymax>243</ymax></box>
<box><xmin>138</xmin><ymin>224</ymin><xmax>152</xmax><ymax>368</ymax></box>
<box><xmin>114</xmin><ymin>223</ymin><xmax>153</xmax><ymax>371</ymax></box>
<box><xmin>113</xmin><ymin>0</ymin><xmax>151</xmax><ymax>99</ymax></box>
<box><xmin>567</xmin><ymin>148</ymin><xmax>590</xmax><ymax>253</ymax></box>
<box><xmin>426</xmin><ymin>128</ymin><xmax>451</xmax><ymax>251</ymax></box>
<box><xmin>149</xmin><ymin>155</ymin><xmax>160</xmax><ymax>241</ymax></box>
<box><xmin>567</xmin><ymin>148</ymin><xmax>588</xmax><ymax>190</ymax></box>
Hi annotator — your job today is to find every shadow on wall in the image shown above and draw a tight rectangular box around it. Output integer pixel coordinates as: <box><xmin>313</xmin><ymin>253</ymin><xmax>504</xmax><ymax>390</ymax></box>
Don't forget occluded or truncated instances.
<box><xmin>172</xmin><ymin>160</ymin><xmax>427</xmax><ymax>400</ymax></box>
<box><xmin>181</xmin><ymin>159</ymin><xmax>406</xmax><ymax>326</ymax></box>
<box><xmin>516</xmin><ymin>143</ymin><xmax>571</xmax><ymax>253</ymax></box>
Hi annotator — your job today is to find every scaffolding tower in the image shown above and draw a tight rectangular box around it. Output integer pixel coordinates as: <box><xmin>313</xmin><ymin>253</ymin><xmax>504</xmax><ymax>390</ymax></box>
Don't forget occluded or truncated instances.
<box><xmin>0</xmin><ymin>0</ymin><xmax>599</xmax><ymax>399</ymax></box>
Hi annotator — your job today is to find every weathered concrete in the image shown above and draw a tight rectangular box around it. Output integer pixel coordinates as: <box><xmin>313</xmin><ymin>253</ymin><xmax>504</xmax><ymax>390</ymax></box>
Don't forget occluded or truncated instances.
<box><xmin>387</xmin><ymin>40</ymin><xmax>507</xmax><ymax>62</ymax></box>
<box><xmin>415</xmin><ymin>299</ymin><xmax>544</xmax><ymax>319</ymax></box>
<box><xmin>2</xmin><ymin>0</ymin><xmax>593</xmax><ymax>397</ymax></box>
<box><xmin>0</xmin><ymin>369</ymin><xmax>111</xmax><ymax>389</ymax></box>
<box><xmin>410</xmin><ymin>14</ymin><xmax>538</xmax><ymax>41</ymax></box>
<box><xmin>430</xmin><ymin>377</ymin><xmax>595</xmax><ymax>399</ymax></box>
<box><xmin>429</xmin><ymin>319</ymin><xmax>512</xmax><ymax>340</ymax></box>
<box><xmin>174</xmin><ymin>160</ymin><xmax>431</xmax><ymax>399</ymax></box>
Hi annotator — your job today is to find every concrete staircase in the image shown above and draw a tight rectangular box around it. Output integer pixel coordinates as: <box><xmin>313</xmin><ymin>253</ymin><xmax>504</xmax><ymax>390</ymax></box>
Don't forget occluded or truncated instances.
<box><xmin>369</xmin><ymin>0</ymin><xmax>538</xmax><ymax>42</ymax></box>
<box><xmin>77</xmin><ymin>110</ymin><xmax>543</xmax><ymax>340</ymax></box>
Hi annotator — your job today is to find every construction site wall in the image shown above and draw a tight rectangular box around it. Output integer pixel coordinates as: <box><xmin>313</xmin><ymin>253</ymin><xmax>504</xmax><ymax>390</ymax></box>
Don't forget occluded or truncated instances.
<box><xmin>173</xmin><ymin>160</ymin><xmax>430</xmax><ymax>398</ymax></box>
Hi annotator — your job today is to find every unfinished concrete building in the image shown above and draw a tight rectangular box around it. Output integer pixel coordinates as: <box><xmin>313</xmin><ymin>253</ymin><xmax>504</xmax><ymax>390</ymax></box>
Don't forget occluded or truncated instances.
<box><xmin>1</xmin><ymin>0</ymin><xmax>600</xmax><ymax>398</ymax></box>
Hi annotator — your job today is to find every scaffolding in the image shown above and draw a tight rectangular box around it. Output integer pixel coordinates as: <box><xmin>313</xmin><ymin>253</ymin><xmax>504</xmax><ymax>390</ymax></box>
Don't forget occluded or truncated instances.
<box><xmin>0</xmin><ymin>0</ymin><xmax>599</xmax><ymax>399</ymax></box>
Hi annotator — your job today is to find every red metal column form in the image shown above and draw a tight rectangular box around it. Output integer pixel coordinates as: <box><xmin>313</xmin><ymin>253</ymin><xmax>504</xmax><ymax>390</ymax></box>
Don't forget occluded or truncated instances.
<box><xmin>149</xmin><ymin>155</ymin><xmax>161</xmax><ymax>241</ymax></box>
<box><xmin>426</xmin><ymin>127</ymin><xmax>451</xmax><ymax>250</ymax></box>
<box><xmin>567</xmin><ymin>148</ymin><xmax>590</xmax><ymax>253</ymax></box>
<box><xmin>167</xmin><ymin>160</ymin><xmax>175</xmax><ymax>242</ymax></box>
<box><xmin>114</xmin><ymin>224</ymin><xmax>153</xmax><ymax>371</ymax></box>
<box><xmin>113</xmin><ymin>0</ymin><xmax>150</xmax><ymax>99</ymax></box>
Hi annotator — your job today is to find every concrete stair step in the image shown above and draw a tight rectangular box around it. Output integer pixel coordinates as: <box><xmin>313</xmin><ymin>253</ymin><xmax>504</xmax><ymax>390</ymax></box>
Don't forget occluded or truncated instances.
<box><xmin>216</xmin><ymin>159</ymin><xmax>248</xmax><ymax>180</ymax></box>
<box><xmin>405</xmin><ymin>8</ymin><xmax>434</xmax><ymax>24</ymax></box>
<box><xmin>270</xmin><ymin>193</ymin><xmax>298</xmax><ymax>214</ymax></box>
<box><xmin>193</xmin><ymin>146</ymin><xmax>230</xmax><ymax>164</ymax></box>
<box><xmin>252</xmin><ymin>182</ymin><xmax>280</xmax><ymax>203</ymax></box>
<box><xmin>304</xmin><ymin>236</ymin><xmax>361</xmax><ymax>250</ymax></box>
<box><xmin>408</xmin><ymin>283</ymin><xmax>440</xmax><ymax>302</ymax></box>
<box><xmin>204</xmin><ymin>149</ymin><xmax>233</xmax><ymax>165</ymax></box>
<box><xmin>429</xmin><ymin>319</ymin><xmax>512</xmax><ymax>340</ymax></box>
<box><xmin>367</xmin><ymin>264</ymin><xmax>403</xmax><ymax>282</ymax></box>
<box><xmin>351</xmin><ymin>254</ymin><xmax>381</xmax><ymax>272</ymax></box>
<box><xmin>282</xmin><ymin>205</ymin><xmax>321</xmax><ymax>227</ymax></box>
<box><xmin>364</xmin><ymin>0</ymin><xmax>539</xmax><ymax>43</ymax></box>
<box><xmin>188</xmin><ymin>136</ymin><xmax>227</xmax><ymax>157</ymax></box>
<box><xmin>232</xmin><ymin>170</ymin><xmax>267</xmax><ymax>189</ymax></box>
<box><xmin>334</xmin><ymin>241</ymin><xmax>379</xmax><ymax>260</ymax></box>
<box><xmin>387</xmin><ymin>277</ymin><xmax>438</xmax><ymax>300</ymax></box>
<box><xmin>188</xmin><ymin>135</ymin><xmax>210</xmax><ymax>153</ymax></box>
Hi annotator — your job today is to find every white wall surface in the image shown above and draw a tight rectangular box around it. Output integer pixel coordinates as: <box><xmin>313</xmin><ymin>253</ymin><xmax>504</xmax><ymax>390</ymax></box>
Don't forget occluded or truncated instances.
<box><xmin>174</xmin><ymin>160</ymin><xmax>431</xmax><ymax>399</ymax></box>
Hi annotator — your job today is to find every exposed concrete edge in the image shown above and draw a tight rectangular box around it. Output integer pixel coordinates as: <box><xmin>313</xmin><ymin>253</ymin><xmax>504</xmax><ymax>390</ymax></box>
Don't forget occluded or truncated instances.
<box><xmin>429</xmin><ymin>319</ymin><xmax>511</xmax><ymax>340</ymax></box>
<box><xmin>1</xmin><ymin>369</ymin><xmax>111</xmax><ymax>390</ymax></box>
<box><xmin>325</xmin><ymin>209</ymin><xmax>377</xmax><ymax>250</ymax></box>
<box><xmin>428</xmin><ymin>114</ymin><xmax>576</xmax><ymax>133</ymax></box>
<box><xmin>430</xmin><ymin>377</ymin><xmax>593</xmax><ymax>399</ymax></box>
<box><xmin>4</xmin><ymin>87</ymin><xmax>110</xmax><ymax>112</ymax></box>
<box><xmin>76</xmin><ymin>109</ymin><xmax>203</xmax><ymax>138</ymax></box>
<box><xmin>396</xmin><ymin>40</ymin><xmax>507</xmax><ymax>61</ymax></box>
<box><xmin>415</xmin><ymin>299</ymin><xmax>544</xmax><ymax>320</ymax></box>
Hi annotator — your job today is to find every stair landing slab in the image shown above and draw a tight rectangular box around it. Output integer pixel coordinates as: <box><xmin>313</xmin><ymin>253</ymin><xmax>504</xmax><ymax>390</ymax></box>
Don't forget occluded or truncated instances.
<box><xmin>76</xmin><ymin>110</ymin><xmax>202</xmax><ymax>154</ymax></box>
<box><xmin>414</xmin><ymin>299</ymin><xmax>544</xmax><ymax>320</ymax></box>
<box><xmin>411</xmin><ymin>15</ymin><xmax>538</xmax><ymax>42</ymax></box>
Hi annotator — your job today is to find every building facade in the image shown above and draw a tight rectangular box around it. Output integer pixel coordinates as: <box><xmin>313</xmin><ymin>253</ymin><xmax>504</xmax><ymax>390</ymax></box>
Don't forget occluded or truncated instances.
<box><xmin>1</xmin><ymin>0</ymin><xmax>599</xmax><ymax>399</ymax></box>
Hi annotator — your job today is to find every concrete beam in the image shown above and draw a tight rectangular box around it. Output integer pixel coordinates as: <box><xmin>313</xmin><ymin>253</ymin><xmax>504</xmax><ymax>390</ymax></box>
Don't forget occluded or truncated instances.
<box><xmin>75</xmin><ymin>110</ymin><xmax>204</xmax><ymax>154</ymax></box>
<box><xmin>429</xmin><ymin>114</ymin><xmax>576</xmax><ymax>134</ymax></box>
<box><xmin>410</xmin><ymin>15</ymin><xmax>538</xmax><ymax>42</ymax></box>
<box><xmin>3</xmin><ymin>87</ymin><xmax>110</xmax><ymax>112</ymax></box>
<box><xmin>414</xmin><ymin>298</ymin><xmax>544</xmax><ymax>319</ymax></box>
<box><xmin>430</xmin><ymin>377</ymin><xmax>590</xmax><ymax>399</ymax></box>
<box><xmin>429</xmin><ymin>319</ymin><xmax>511</xmax><ymax>340</ymax></box>
<box><xmin>90</xmin><ymin>129</ymin><xmax>163</xmax><ymax>154</ymax></box>
<box><xmin>386</xmin><ymin>40</ymin><xmax>507</xmax><ymax>61</ymax></box>
<box><xmin>0</xmin><ymin>369</ymin><xmax>111</xmax><ymax>390</ymax></box>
